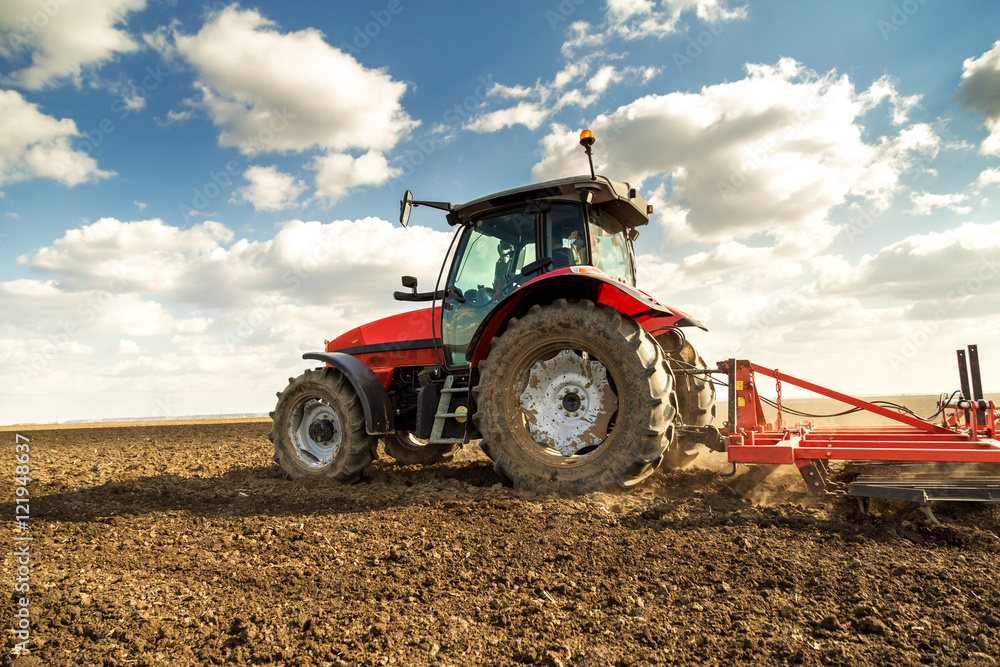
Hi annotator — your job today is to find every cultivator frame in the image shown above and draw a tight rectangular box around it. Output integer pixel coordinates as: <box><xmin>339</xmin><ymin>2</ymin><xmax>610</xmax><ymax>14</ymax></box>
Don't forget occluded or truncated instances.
<box><xmin>716</xmin><ymin>345</ymin><xmax>1000</xmax><ymax>507</ymax></box>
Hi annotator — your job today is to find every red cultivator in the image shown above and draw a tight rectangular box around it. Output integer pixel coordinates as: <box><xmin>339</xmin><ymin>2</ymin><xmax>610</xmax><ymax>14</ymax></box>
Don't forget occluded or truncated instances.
<box><xmin>717</xmin><ymin>345</ymin><xmax>1000</xmax><ymax>519</ymax></box>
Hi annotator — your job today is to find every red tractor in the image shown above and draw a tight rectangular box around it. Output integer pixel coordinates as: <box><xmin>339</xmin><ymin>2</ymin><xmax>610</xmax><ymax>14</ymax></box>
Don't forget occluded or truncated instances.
<box><xmin>269</xmin><ymin>130</ymin><xmax>721</xmax><ymax>493</ymax></box>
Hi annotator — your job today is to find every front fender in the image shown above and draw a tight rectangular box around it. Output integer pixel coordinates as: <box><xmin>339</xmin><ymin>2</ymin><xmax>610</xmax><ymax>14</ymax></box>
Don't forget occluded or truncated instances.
<box><xmin>467</xmin><ymin>270</ymin><xmax>707</xmax><ymax>365</ymax></box>
<box><xmin>302</xmin><ymin>352</ymin><xmax>395</xmax><ymax>435</ymax></box>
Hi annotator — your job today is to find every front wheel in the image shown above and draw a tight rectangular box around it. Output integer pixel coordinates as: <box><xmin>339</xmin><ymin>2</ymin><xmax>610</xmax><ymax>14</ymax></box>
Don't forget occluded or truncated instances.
<box><xmin>269</xmin><ymin>367</ymin><xmax>378</xmax><ymax>482</ymax></box>
<box><xmin>473</xmin><ymin>300</ymin><xmax>676</xmax><ymax>493</ymax></box>
<box><xmin>382</xmin><ymin>431</ymin><xmax>458</xmax><ymax>466</ymax></box>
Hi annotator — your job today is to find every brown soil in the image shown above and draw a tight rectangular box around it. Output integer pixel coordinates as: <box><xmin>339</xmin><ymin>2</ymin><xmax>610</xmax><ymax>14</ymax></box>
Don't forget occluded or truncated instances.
<box><xmin>2</xmin><ymin>421</ymin><xmax>999</xmax><ymax>667</ymax></box>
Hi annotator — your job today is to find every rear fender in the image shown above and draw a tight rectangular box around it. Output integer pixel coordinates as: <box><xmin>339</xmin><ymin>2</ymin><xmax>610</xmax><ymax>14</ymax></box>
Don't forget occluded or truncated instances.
<box><xmin>302</xmin><ymin>352</ymin><xmax>395</xmax><ymax>435</ymax></box>
<box><xmin>467</xmin><ymin>270</ymin><xmax>707</xmax><ymax>366</ymax></box>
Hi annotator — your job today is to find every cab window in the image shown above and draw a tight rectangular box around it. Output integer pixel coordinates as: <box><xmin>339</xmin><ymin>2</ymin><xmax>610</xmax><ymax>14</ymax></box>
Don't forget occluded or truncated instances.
<box><xmin>588</xmin><ymin>207</ymin><xmax>635</xmax><ymax>286</ymax></box>
<box><xmin>544</xmin><ymin>204</ymin><xmax>587</xmax><ymax>269</ymax></box>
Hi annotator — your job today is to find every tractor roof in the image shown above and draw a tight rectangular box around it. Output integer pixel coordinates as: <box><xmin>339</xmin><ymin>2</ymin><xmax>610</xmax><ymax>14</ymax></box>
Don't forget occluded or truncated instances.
<box><xmin>452</xmin><ymin>175</ymin><xmax>651</xmax><ymax>229</ymax></box>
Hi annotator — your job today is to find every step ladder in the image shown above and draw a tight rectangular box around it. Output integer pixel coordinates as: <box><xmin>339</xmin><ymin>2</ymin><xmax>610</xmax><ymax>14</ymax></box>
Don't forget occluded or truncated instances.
<box><xmin>429</xmin><ymin>375</ymin><xmax>467</xmax><ymax>446</ymax></box>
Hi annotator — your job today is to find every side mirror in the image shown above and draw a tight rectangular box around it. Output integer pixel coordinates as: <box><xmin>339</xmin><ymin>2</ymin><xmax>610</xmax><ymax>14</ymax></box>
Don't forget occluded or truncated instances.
<box><xmin>393</xmin><ymin>275</ymin><xmax>419</xmax><ymax>302</ymax></box>
<box><xmin>399</xmin><ymin>190</ymin><xmax>413</xmax><ymax>227</ymax></box>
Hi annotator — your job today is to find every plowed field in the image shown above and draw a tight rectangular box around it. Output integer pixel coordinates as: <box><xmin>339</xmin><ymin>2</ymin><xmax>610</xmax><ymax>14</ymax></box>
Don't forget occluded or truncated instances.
<box><xmin>2</xmin><ymin>419</ymin><xmax>999</xmax><ymax>666</ymax></box>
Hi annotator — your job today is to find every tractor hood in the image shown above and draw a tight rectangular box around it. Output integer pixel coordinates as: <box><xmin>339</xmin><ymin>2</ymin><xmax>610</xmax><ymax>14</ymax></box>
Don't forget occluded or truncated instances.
<box><xmin>325</xmin><ymin>307</ymin><xmax>437</xmax><ymax>356</ymax></box>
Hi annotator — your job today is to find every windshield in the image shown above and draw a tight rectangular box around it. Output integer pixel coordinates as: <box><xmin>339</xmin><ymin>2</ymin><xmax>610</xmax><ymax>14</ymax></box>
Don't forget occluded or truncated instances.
<box><xmin>449</xmin><ymin>207</ymin><xmax>537</xmax><ymax>299</ymax></box>
<box><xmin>587</xmin><ymin>207</ymin><xmax>635</xmax><ymax>286</ymax></box>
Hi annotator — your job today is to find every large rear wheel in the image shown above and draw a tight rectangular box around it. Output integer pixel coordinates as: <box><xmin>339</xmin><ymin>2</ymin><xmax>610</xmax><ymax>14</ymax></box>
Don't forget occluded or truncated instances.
<box><xmin>473</xmin><ymin>300</ymin><xmax>676</xmax><ymax>493</ymax></box>
<box><xmin>657</xmin><ymin>336</ymin><xmax>717</xmax><ymax>468</ymax></box>
<box><xmin>382</xmin><ymin>431</ymin><xmax>458</xmax><ymax>466</ymax></box>
<box><xmin>269</xmin><ymin>367</ymin><xmax>378</xmax><ymax>482</ymax></box>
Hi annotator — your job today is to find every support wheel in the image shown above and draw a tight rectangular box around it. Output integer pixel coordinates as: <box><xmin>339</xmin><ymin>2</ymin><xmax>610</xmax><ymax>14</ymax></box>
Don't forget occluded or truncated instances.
<box><xmin>382</xmin><ymin>431</ymin><xmax>459</xmax><ymax>466</ymax></box>
<box><xmin>269</xmin><ymin>367</ymin><xmax>378</xmax><ymax>482</ymax></box>
<box><xmin>473</xmin><ymin>299</ymin><xmax>676</xmax><ymax>493</ymax></box>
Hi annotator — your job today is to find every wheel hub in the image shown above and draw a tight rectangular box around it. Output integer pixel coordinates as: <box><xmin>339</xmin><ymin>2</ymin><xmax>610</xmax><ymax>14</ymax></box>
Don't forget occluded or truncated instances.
<box><xmin>519</xmin><ymin>349</ymin><xmax>618</xmax><ymax>456</ymax></box>
<box><xmin>289</xmin><ymin>400</ymin><xmax>343</xmax><ymax>468</ymax></box>
<box><xmin>308</xmin><ymin>418</ymin><xmax>336</xmax><ymax>442</ymax></box>
<box><xmin>561</xmin><ymin>391</ymin><xmax>582</xmax><ymax>413</ymax></box>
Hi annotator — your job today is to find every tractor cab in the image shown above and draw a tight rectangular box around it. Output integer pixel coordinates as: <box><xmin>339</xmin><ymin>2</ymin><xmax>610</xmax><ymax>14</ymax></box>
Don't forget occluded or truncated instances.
<box><xmin>435</xmin><ymin>177</ymin><xmax>648</xmax><ymax>367</ymax></box>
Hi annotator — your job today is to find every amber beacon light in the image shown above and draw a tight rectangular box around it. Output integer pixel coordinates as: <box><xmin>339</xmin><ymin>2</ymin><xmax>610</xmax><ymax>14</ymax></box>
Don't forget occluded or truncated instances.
<box><xmin>579</xmin><ymin>129</ymin><xmax>597</xmax><ymax>179</ymax></box>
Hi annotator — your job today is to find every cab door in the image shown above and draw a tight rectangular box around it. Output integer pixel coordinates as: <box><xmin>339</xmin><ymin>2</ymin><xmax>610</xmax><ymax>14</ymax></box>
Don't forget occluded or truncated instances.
<box><xmin>441</xmin><ymin>206</ymin><xmax>537</xmax><ymax>368</ymax></box>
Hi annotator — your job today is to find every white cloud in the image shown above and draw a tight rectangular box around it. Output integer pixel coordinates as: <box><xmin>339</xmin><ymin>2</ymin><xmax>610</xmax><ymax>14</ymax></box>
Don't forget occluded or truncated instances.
<box><xmin>0</xmin><ymin>0</ymin><xmax>146</xmax><ymax>89</ymax></box>
<box><xmin>114</xmin><ymin>339</ymin><xmax>142</xmax><ymax>354</ymax></box>
<box><xmin>974</xmin><ymin>167</ymin><xmax>1000</xmax><ymax>192</ymax></box>
<box><xmin>957</xmin><ymin>40</ymin><xmax>1000</xmax><ymax>156</ymax></box>
<box><xmin>564</xmin><ymin>0</ymin><xmax>746</xmax><ymax>54</ymax></box>
<box><xmin>164</xmin><ymin>5</ymin><xmax>417</xmax><ymax>157</ymax></box>
<box><xmin>813</xmin><ymin>221</ymin><xmax>1000</xmax><ymax>303</ymax></box>
<box><xmin>468</xmin><ymin>0</ymin><xmax>744</xmax><ymax>135</ymax></box>
<box><xmin>0</xmin><ymin>89</ymin><xmax>115</xmax><ymax>186</ymax></box>
<box><xmin>465</xmin><ymin>102</ymin><xmax>549</xmax><ymax>133</ymax></box>
<box><xmin>533</xmin><ymin>59</ymin><xmax>938</xmax><ymax>253</ymax></box>
<box><xmin>19</xmin><ymin>216</ymin><xmax>452</xmax><ymax>310</ymax></box>
<box><xmin>612</xmin><ymin>0</ymin><xmax>747</xmax><ymax>39</ymax></box>
<box><xmin>587</xmin><ymin>65</ymin><xmax>621</xmax><ymax>94</ymax></box>
<box><xmin>0</xmin><ymin>279</ymin><xmax>212</xmax><ymax>338</ymax></box>
<box><xmin>857</xmin><ymin>75</ymin><xmax>922</xmax><ymax>124</ymax></box>
<box><xmin>907</xmin><ymin>191</ymin><xmax>972</xmax><ymax>216</ymax></box>
<box><xmin>234</xmin><ymin>165</ymin><xmax>305</xmax><ymax>211</ymax></box>
<box><xmin>3</xmin><ymin>215</ymin><xmax>455</xmax><ymax>423</ymax></box>
<box><xmin>488</xmin><ymin>83</ymin><xmax>533</xmax><ymax>99</ymax></box>
<box><xmin>465</xmin><ymin>63</ymin><xmax>656</xmax><ymax>133</ymax></box>
<box><xmin>311</xmin><ymin>151</ymin><xmax>400</xmax><ymax>204</ymax></box>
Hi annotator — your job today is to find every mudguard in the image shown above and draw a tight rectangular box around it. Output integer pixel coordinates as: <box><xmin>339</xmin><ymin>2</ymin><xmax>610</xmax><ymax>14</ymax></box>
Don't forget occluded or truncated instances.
<box><xmin>467</xmin><ymin>269</ymin><xmax>707</xmax><ymax>366</ymax></box>
<box><xmin>302</xmin><ymin>352</ymin><xmax>395</xmax><ymax>435</ymax></box>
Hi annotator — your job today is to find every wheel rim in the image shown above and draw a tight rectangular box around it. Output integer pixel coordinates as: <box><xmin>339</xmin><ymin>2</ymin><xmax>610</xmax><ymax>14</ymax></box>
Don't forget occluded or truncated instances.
<box><xmin>517</xmin><ymin>348</ymin><xmax>619</xmax><ymax>458</ymax></box>
<box><xmin>287</xmin><ymin>398</ymin><xmax>343</xmax><ymax>469</ymax></box>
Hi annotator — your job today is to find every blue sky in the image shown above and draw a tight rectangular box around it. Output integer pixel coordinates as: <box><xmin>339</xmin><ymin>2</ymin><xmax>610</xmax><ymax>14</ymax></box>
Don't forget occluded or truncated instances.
<box><xmin>2</xmin><ymin>0</ymin><xmax>1000</xmax><ymax>423</ymax></box>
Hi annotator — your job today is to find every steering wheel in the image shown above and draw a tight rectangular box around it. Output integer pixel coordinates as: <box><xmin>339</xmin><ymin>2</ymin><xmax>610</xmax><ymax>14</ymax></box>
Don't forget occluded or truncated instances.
<box><xmin>465</xmin><ymin>286</ymin><xmax>495</xmax><ymax>307</ymax></box>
